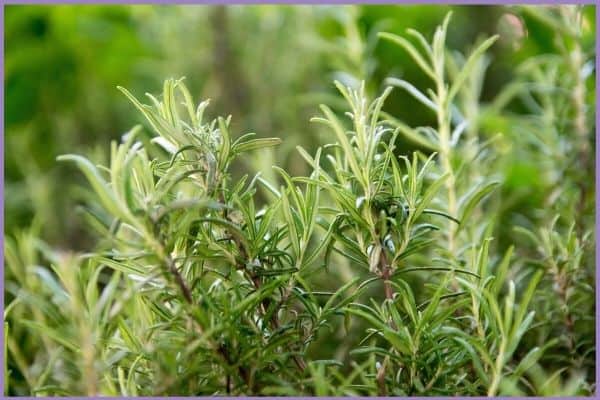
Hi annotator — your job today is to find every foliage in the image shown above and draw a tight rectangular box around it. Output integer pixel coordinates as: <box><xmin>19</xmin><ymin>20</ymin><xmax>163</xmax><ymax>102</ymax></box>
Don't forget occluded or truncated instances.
<box><xmin>4</xmin><ymin>5</ymin><xmax>595</xmax><ymax>396</ymax></box>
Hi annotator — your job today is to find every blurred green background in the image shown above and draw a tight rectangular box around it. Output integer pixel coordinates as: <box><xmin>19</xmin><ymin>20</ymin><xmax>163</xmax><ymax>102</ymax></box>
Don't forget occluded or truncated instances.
<box><xmin>4</xmin><ymin>4</ymin><xmax>595</xmax><ymax>248</ymax></box>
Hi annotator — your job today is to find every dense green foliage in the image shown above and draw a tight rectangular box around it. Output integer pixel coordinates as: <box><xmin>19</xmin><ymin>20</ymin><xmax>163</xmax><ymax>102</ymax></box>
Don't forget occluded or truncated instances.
<box><xmin>4</xmin><ymin>5</ymin><xmax>595</xmax><ymax>396</ymax></box>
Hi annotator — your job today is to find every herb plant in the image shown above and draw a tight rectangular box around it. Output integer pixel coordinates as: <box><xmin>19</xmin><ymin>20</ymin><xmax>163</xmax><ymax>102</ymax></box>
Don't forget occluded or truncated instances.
<box><xmin>5</xmin><ymin>8</ymin><xmax>595</xmax><ymax>396</ymax></box>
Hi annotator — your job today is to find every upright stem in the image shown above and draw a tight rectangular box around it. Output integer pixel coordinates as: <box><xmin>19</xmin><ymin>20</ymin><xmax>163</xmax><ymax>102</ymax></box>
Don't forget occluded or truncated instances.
<box><xmin>381</xmin><ymin>250</ymin><xmax>394</xmax><ymax>301</ymax></box>
<box><xmin>555</xmin><ymin>272</ymin><xmax>576</xmax><ymax>353</ymax></box>
<box><xmin>571</xmin><ymin>41</ymin><xmax>588</xmax><ymax>157</ymax></box>
<box><xmin>150</xmin><ymin>234</ymin><xmax>258</xmax><ymax>392</ymax></box>
<box><xmin>152</xmin><ymin>239</ymin><xmax>194</xmax><ymax>305</ymax></box>
<box><xmin>437</xmin><ymin>83</ymin><xmax>457</xmax><ymax>255</ymax></box>
<box><xmin>383</xmin><ymin>272</ymin><xmax>394</xmax><ymax>301</ymax></box>
<box><xmin>569</xmin><ymin>36</ymin><xmax>591</xmax><ymax>224</ymax></box>
<box><xmin>224</xmin><ymin>213</ymin><xmax>307</xmax><ymax>375</ymax></box>
<box><xmin>376</xmin><ymin>250</ymin><xmax>394</xmax><ymax>392</ymax></box>
<box><xmin>376</xmin><ymin>356</ymin><xmax>389</xmax><ymax>395</ymax></box>
<box><xmin>211</xmin><ymin>6</ymin><xmax>249</xmax><ymax>116</ymax></box>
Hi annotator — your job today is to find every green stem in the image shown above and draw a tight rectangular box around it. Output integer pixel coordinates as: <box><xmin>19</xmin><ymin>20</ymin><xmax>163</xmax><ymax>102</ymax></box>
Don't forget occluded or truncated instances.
<box><xmin>569</xmin><ymin>31</ymin><xmax>591</xmax><ymax>226</ymax></box>
<box><xmin>487</xmin><ymin>339</ymin><xmax>506</xmax><ymax>396</ymax></box>
<box><xmin>437</xmin><ymin>82</ymin><xmax>457</xmax><ymax>256</ymax></box>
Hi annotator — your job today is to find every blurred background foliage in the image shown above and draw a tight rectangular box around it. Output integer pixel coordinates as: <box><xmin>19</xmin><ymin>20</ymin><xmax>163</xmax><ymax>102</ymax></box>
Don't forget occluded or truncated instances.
<box><xmin>4</xmin><ymin>4</ymin><xmax>596</xmax><ymax>395</ymax></box>
<box><xmin>5</xmin><ymin>4</ymin><xmax>594</xmax><ymax>249</ymax></box>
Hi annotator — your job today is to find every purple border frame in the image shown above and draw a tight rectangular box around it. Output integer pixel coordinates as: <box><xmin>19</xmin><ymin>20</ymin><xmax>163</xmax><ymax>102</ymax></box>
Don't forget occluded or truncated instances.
<box><xmin>595</xmin><ymin>2</ymin><xmax>599</xmax><ymax>398</ymax></box>
<box><xmin>0</xmin><ymin>1</ymin><xmax>597</xmax><ymax>398</ymax></box>
<box><xmin>0</xmin><ymin>0</ymin><xmax>597</xmax><ymax>4</ymax></box>
<box><xmin>1</xmin><ymin>2</ymin><xmax>5</xmax><ymax>398</ymax></box>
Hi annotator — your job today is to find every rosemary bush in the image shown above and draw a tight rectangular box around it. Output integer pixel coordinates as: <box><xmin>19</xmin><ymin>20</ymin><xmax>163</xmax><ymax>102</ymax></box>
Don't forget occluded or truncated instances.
<box><xmin>5</xmin><ymin>7</ymin><xmax>595</xmax><ymax>396</ymax></box>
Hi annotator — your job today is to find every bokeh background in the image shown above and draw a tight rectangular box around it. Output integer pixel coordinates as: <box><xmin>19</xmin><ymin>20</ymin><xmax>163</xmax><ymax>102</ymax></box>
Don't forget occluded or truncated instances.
<box><xmin>5</xmin><ymin>4</ymin><xmax>595</xmax><ymax>250</ymax></box>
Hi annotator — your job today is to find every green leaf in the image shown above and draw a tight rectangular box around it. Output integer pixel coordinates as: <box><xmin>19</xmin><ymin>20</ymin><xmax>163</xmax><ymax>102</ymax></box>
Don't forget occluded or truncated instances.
<box><xmin>503</xmin><ymin>280</ymin><xmax>516</xmax><ymax>333</ymax></box>
<box><xmin>323</xmin><ymin>276</ymin><xmax>362</xmax><ymax>314</ymax></box>
<box><xmin>280</xmin><ymin>189</ymin><xmax>301</xmax><ymax>257</ymax></box>
<box><xmin>344</xmin><ymin>305</ymin><xmax>387</xmax><ymax>331</ymax></box>
<box><xmin>233</xmin><ymin>137</ymin><xmax>282</xmax><ymax>154</ymax></box>
<box><xmin>232</xmin><ymin>276</ymin><xmax>285</xmax><ymax>316</ymax></box>
<box><xmin>257</xmin><ymin>177</ymin><xmax>281</xmax><ymax>198</ymax></box>
<box><xmin>413</xmin><ymin>172</ymin><xmax>449</xmax><ymax>221</ymax></box>
<box><xmin>199</xmin><ymin>217</ymin><xmax>251</xmax><ymax>258</ymax></box>
<box><xmin>396</xmin><ymin>238</ymin><xmax>436</xmax><ymax>261</ymax></box>
<box><xmin>217</xmin><ymin>117</ymin><xmax>232</xmax><ymax>171</ymax></box>
<box><xmin>390</xmin><ymin>280</ymin><xmax>418</xmax><ymax>325</ymax></box>
<box><xmin>509</xmin><ymin>270</ymin><xmax>543</xmax><ymax>343</ymax></box>
<box><xmin>422</xmin><ymin>209</ymin><xmax>460</xmax><ymax>224</ymax></box>
<box><xmin>386</xmin><ymin>78</ymin><xmax>437</xmax><ymax>112</ymax></box>
<box><xmin>452</xmin><ymin>336</ymin><xmax>489</xmax><ymax>385</ymax></box>
<box><xmin>117</xmin><ymin>317</ymin><xmax>142</xmax><ymax>353</ymax></box>
<box><xmin>476</xmin><ymin>237</ymin><xmax>493</xmax><ymax>279</ymax></box>
<box><xmin>394</xmin><ymin>266</ymin><xmax>479</xmax><ymax>279</ymax></box>
<box><xmin>512</xmin><ymin>338</ymin><xmax>558</xmax><ymax>379</ymax></box>
<box><xmin>382</xmin><ymin>328</ymin><xmax>412</xmax><ymax>355</ymax></box>
<box><xmin>312</xmin><ymin>105</ymin><xmax>366</xmax><ymax>189</ymax></box>
<box><xmin>492</xmin><ymin>246</ymin><xmax>513</xmax><ymax>295</ymax></box>
<box><xmin>118</xmin><ymin>86</ymin><xmax>164</xmax><ymax>137</ymax></box>
<box><xmin>406</xmin><ymin>28</ymin><xmax>433</xmax><ymax>58</ymax></box>
<box><xmin>483</xmin><ymin>289</ymin><xmax>505</xmax><ymax>336</ymax></box>
<box><xmin>57</xmin><ymin>155</ymin><xmax>125</xmax><ymax>220</ymax></box>
<box><xmin>382</xmin><ymin>112</ymin><xmax>438</xmax><ymax>151</ymax></box>
<box><xmin>417</xmin><ymin>274</ymin><xmax>449</xmax><ymax>334</ymax></box>
<box><xmin>457</xmin><ymin>181</ymin><xmax>500</xmax><ymax>233</ymax></box>
<box><xmin>95</xmin><ymin>257</ymin><xmax>148</xmax><ymax>277</ymax></box>
<box><xmin>370</xmin><ymin>86</ymin><xmax>393</xmax><ymax>129</ymax></box>
<box><xmin>176</xmin><ymin>79</ymin><xmax>199</xmax><ymax>126</ymax></box>
<box><xmin>20</xmin><ymin>321</ymin><xmax>79</xmax><ymax>353</ymax></box>
<box><xmin>273</xmin><ymin>166</ymin><xmax>304</xmax><ymax>219</ymax></box>
<box><xmin>448</xmin><ymin>35</ymin><xmax>499</xmax><ymax>102</ymax></box>
<box><xmin>296</xmin><ymin>145</ymin><xmax>334</xmax><ymax>184</ymax></box>
<box><xmin>254</xmin><ymin>267</ymin><xmax>298</xmax><ymax>277</ymax></box>
<box><xmin>301</xmin><ymin>218</ymin><xmax>336</xmax><ymax>269</ymax></box>
<box><xmin>379</xmin><ymin>32</ymin><xmax>435</xmax><ymax>80</ymax></box>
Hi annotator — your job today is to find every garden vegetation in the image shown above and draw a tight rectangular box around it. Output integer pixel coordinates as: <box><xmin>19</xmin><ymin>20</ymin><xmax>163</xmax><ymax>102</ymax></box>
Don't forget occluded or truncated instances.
<box><xmin>4</xmin><ymin>6</ymin><xmax>595</xmax><ymax>396</ymax></box>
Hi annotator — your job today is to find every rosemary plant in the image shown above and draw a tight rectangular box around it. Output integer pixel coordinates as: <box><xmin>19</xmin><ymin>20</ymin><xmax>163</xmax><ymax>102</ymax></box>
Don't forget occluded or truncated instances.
<box><xmin>4</xmin><ymin>8</ymin><xmax>594</xmax><ymax>396</ymax></box>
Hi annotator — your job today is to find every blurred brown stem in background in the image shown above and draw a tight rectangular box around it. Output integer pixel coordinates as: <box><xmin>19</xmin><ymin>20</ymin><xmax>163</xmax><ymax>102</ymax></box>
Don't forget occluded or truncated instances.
<box><xmin>211</xmin><ymin>6</ymin><xmax>250</xmax><ymax>119</ymax></box>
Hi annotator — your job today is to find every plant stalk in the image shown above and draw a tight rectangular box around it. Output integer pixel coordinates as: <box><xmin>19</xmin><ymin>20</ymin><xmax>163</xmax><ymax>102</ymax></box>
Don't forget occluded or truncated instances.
<box><xmin>437</xmin><ymin>84</ymin><xmax>458</xmax><ymax>257</ymax></box>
